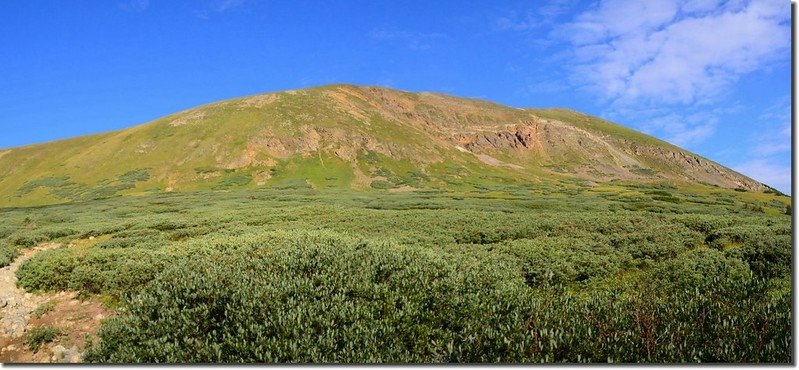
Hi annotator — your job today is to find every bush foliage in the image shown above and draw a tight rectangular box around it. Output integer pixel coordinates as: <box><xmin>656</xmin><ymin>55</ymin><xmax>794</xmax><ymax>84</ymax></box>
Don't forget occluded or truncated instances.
<box><xmin>83</xmin><ymin>232</ymin><xmax>790</xmax><ymax>363</ymax></box>
<box><xmin>0</xmin><ymin>185</ymin><xmax>790</xmax><ymax>363</ymax></box>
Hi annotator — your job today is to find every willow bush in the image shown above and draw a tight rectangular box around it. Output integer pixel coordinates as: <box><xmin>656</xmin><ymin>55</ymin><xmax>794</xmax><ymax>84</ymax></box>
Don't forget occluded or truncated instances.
<box><xmin>2</xmin><ymin>188</ymin><xmax>789</xmax><ymax>363</ymax></box>
<box><xmin>83</xmin><ymin>231</ymin><xmax>791</xmax><ymax>363</ymax></box>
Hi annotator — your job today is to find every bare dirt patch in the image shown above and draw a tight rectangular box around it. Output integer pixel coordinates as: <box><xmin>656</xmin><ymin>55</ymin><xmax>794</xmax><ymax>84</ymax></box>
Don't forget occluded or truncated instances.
<box><xmin>237</xmin><ymin>93</ymin><xmax>279</xmax><ymax>109</ymax></box>
<box><xmin>0</xmin><ymin>244</ymin><xmax>113</xmax><ymax>363</ymax></box>
<box><xmin>169</xmin><ymin>110</ymin><xmax>207</xmax><ymax>127</ymax></box>
<box><xmin>388</xmin><ymin>185</ymin><xmax>417</xmax><ymax>193</ymax></box>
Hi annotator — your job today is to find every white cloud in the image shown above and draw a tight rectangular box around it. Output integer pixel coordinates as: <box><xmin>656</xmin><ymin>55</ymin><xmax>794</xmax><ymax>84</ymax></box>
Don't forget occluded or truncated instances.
<box><xmin>562</xmin><ymin>0</ymin><xmax>789</xmax><ymax>107</ymax></box>
<box><xmin>532</xmin><ymin>0</ymin><xmax>789</xmax><ymax>149</ymax></box>
<box><xmin>608</xmin><ymin>104</ymin><xmax>740</xmax><ymax>148</ymax></box>
<box><xmin>733</xmin><ymin>159</ymin><xmax>791</xmax><ymax>194</ymax></box>
<box><xmin>560</xmin><ymin>0</ymin><xmax>679</xmax><ymax>45</ymax></box>
<box><xmin>668</xmin><ymin>122</ymin><xmax>717</xmax><ymax>147</ymax></box>
<box><xmin>752</xmin><ymin>97</ymin><xmax>791</xmax><ymax>156</ymax></box>
<box><xmin>645</xmin><ymin>112</ymin><xmax>718</xmax><ymax>147</ymax></box>
<box><xmin>495</xmin><ymin>0</ymin><xmax>579</xmax><ymax>31</ymax></box>
<box><xmin>730</xmin><ymin>96</ymin><xmax>792</xmax><ymax>194</ymax></box>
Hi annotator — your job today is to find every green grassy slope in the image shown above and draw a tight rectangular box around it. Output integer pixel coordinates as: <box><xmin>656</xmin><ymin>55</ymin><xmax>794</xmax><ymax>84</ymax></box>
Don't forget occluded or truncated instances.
<box><xmin>0</xmin><ymin>84</ymin><xmax>774</xmax><ymax>207</ymax></box>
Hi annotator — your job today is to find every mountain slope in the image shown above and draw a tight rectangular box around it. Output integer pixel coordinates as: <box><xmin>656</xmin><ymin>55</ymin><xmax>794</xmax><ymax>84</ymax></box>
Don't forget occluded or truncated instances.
<box><xmin>0</xmin><ymin>84</ymin><xmax>770</xmax><ymax>207</ymax></box>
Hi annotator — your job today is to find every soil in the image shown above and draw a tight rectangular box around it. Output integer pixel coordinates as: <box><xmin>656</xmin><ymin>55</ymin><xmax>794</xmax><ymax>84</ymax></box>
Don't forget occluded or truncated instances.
<box><xmin>0</xmin><ymin>244</ymin><xmax>113</xmax><ymax>363</ymax></box>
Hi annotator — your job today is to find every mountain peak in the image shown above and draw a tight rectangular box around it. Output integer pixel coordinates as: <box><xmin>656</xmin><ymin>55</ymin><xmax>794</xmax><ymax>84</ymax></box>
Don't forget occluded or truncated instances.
<box><xmin>0</xmin><ymin>85</ymin><xmax>768</xmax><ymax>206</ymax></box>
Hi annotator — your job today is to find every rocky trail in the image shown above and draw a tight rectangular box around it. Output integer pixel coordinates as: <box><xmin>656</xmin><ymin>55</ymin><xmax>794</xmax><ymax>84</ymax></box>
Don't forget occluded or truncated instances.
<box><xmin>0</xmin><ymin>243</ymin><xmax>112</xmax><ymax>363</ymax></box>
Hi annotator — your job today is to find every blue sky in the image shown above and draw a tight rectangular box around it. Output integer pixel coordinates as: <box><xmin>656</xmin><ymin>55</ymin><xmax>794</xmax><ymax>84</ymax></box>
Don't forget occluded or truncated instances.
<box><xmin>0</xmin><ymin>0</ymin><xmax>791</xmax><ymax>193</ymax></box>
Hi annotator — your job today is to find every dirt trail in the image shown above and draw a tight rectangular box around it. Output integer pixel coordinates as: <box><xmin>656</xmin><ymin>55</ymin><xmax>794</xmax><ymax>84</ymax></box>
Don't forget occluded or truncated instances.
<box><xmin>0</xmin><ymin>243</ymin><xmax>61</xmax><ymax>339</ymax></box>
<box><xmin>0</xmin><ymin>243</ymin><xmax>112</xmax><ymax>363</ymax></box>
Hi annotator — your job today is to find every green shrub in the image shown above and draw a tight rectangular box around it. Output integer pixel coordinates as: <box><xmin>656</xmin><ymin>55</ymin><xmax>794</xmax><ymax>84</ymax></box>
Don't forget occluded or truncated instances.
<box><xmin>95</xmin><ymin>236</ymin><xmax>164</xmax><ymax>249</ymax></box>
<box><xmin>728</xmin><ymin>234</ymin><xmax>791</xmax><ymax>279</ymax></box>
<box><xmin>0</xmin><ymin>225</ymin><xmax>15</xmax><ymax>239</ymax></box>
<box><xmin>652</xmin><ymin>195</ymin><xmax>680</xmax><ymax>204</ymax></box>
<box><xmin>17</xmin><ymin>247</ymin><xmax>173</xmax><ymax>297</ymax></box>
<box><xmin>647</xmin><ymin>248</ymin><xmax>750</xmax><ymax>292</ymax></box>
<box><xmin>34</xmin><ymin>300</ymin><xmax>56</xmax><ymax>318</ymax></box>
<box><xmin>85</xmin><ymin>231</ymin><xmax>529</xmax><ymax>363</ymax></box>
<box><xmin>8</xmin><ymin>232</ymin><xmax>48</xmax><ymax>247</ymax></box>
<box><xmin>214</xmin><ymin>173</ymin><xmax>252</xmax><ymax>189</ymax></box>
<box><xmin>705</xmin><ymin>225</ymin><xmax>791</xmax><ymax>279</ymax></box>
<box><xmin>194</xmin><ymin>166</ymin><xmax>220</xmax><ymax>174</ymax></box>
<box><xmin>39</xmin><ymin>227</ymin><xmax>79</xmax><ymax>240</ymax></box>
<box><xmin>517</xmin><ymin>277</ymin><xmax>790</xmax><ymax>363</ymax></box>
<box><xmin>83</xmin><ymin>230</ymin><xmax>792</xmax><ymax>363</ymax></box>
<box><xmin>610</xmin><ymin>223</ymin><xmax>702</xmax><ymax>262</ymax></box>
<box><xmin>0</xmin><ymin>242</ymin><xmax>20</xmax><ymax>267</ymax></box>
<box><xmin>370</xmin><ymin>180</ymin><xmax>396</xmax><ymax>189</ymax></box>
<box><xmin>24</xmin><ymin>326</ymin><xmax>62</xmax><ymax>353</ymax></box>
<box><xmin>499</xmin><ymin>236</ymin><xmax>628</xmax><ymax>286</ymax></box>
<box><xmin>117</xmin><ymin>169</ymin><xmax>150</xmax><ymax>183</ymax></box>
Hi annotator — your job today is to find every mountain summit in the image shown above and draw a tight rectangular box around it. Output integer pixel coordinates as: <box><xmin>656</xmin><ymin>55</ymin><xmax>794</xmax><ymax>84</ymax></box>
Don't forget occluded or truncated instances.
<box><xmin>0</xmin><ymin>84</ymin><xmax>768</xmax><ymax>206</ymax></box>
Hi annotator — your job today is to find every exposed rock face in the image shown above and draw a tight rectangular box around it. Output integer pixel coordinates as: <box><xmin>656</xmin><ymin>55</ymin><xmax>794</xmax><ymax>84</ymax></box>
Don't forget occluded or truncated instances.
<box><xmin>454</xmin><ymin>124</ymin><xmax>542</xmax><ymax>152</ymax></box>
<box><xmin>627</xmin><ymin>142</ymin><xmax>763</xmax><ymax>191</ymax></box>
<box><xmin>446</xmin><ymin>117</ymin><xmax>765</xmax><ymax>191</ymax></box>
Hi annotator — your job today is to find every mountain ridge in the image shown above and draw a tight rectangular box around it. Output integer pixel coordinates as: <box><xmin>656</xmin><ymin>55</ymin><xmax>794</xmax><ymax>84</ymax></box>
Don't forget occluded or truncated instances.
<box><xmin>0</xmin><ymin>84</ymin><xmax>773</xmax><ymax>207</ymax></box>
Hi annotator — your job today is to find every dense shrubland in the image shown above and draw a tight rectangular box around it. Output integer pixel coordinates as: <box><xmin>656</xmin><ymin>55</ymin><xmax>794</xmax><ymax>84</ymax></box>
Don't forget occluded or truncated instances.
<box><xmin>80</xmin><ymin>231</ymin><xmax>789</xmax><ymax>363</ymax></box>
<box><xmin>0</xmin><ymin>185</ymin><xmax>791</xmax><ymax>363</ymax></box>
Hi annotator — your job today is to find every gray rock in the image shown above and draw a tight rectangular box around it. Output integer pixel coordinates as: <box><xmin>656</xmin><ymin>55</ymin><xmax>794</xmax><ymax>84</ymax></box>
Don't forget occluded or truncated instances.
<box><xmin>66</xmin><ymin>346</ymin><xmax>81</xmax><ymax>363</ymax></box>
<box><xmin>51</xmin><ymin>345</ymin><xmax>81</xmax><ymax>363</ymax></box>
<box><xmin>51</xmin><ymin>344</ymin><xmax>66</xmax><ymax>362</ymax></box>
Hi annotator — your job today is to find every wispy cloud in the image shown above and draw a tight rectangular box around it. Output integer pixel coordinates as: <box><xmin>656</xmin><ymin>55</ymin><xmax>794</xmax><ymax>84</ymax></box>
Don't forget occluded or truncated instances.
<box><xmin>495</xmin><ymin>0</ymin><xmax>579</xmax><ymax>32</ymax></box>
<box><xmin>559</xmin><ymin>0</ymin><xmax>789</xmax><ymax>107</ymax></box>
<box><xmin>369</xmin><ymin>29</ymin><xmax>449</xmax><ymax>51</ymax></box>
<box><xmin>495</xmin><ymin>1</ymin><xmax>791</xmax><ymax>189</ymax></box>
<box><xmin>604</xmin><ymin>103</ymin><xmax>742</xmax><ymax>149</ymax></box>
<box><xmin>630</xmin><ymin>108</ymin><xmax>727</xmax><ymax>147</ymax></box>
<box><xmin>731</xmin><ymin>96</ymin><xmax>792</xmax><ymax>193</ymax></box>
<box><xmin>119</xmin><ymin>0</ymin><xmax>150</xmax><ymax>13</ymax></box>
<box><xmin>752</xmin><ymin>96</ymin><xmax>791</xmax><ymax>156</ymax></box>
<box><xmin>733</xmin><ymin>159</ymin><xmax>791</xmax><ymax>194</ymax></box>
<box><xmin>530</xmin><ymin>0</ymin><xmax>791</xmax><ymax>149</ymax></box>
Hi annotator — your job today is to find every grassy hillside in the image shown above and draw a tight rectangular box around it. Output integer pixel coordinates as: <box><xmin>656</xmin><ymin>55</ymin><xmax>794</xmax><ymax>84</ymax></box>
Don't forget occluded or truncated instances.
<box><xmin>0</xmin><ymin>84</ymin><xmax>773</xmax><ymax>207</ymax></box>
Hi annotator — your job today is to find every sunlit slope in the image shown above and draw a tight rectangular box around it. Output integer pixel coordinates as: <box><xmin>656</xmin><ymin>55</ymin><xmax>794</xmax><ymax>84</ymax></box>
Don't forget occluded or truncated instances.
<box><xmin>0</xmin><ymin>84</ymin><xmax>771</xmax><ymax>206</ymax></box>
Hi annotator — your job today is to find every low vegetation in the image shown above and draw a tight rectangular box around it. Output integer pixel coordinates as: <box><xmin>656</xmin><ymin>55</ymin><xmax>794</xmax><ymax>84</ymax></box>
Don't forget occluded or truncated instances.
<box><xmin>0</xmin><ymin>183</ymin><xmax>791</xmax><ymax>363</ymax></box>
<box><xmin>33</xmin><ymin>300</ymin><xmax>55</xmax><ymax>318</ymax></box>
<box><xmin>24</xmin><ymin>326</ymin><xmax>63</xmax><ymax>353</ymax></box>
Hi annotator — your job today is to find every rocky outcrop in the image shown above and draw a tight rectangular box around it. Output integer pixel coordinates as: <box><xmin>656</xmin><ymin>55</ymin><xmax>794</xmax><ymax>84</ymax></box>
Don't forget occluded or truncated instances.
<box><xmin>454</xmin><ymin>124</ymin><xmax>543</xmax><ymax>152</ymax></box>
<box><xmin>627</xmin><ymin>142</ymin><xmax>765</xmax><ymax>191</ymax></box>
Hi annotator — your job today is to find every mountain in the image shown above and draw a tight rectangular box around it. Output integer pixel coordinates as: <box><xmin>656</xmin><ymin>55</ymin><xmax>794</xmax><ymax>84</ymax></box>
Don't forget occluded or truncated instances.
<box><xmin>0</xmin><ymin>84</ymin><xmax>771</xmax><ymax>207</ymax></box>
